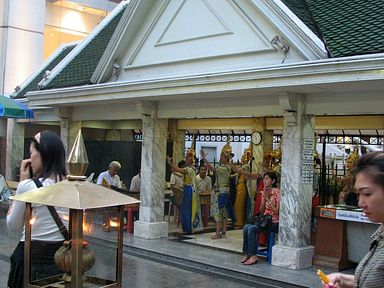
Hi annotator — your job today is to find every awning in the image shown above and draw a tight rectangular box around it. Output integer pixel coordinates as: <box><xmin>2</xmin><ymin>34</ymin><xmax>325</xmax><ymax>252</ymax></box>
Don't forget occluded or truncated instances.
<box><xmin>0</xmin><ymin>95</ymin><xmax>34</xmax><ymax>119</ymax></box>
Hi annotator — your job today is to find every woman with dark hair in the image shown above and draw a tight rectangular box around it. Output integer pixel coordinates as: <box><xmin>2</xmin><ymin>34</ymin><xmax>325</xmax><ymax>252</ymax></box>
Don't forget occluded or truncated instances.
<box><xmin>7</xmin><ymin>131</ymin><xmax>68</xmax><ymax>288</ymax></box>
<box><xmin>240</xmin><ymin>171</ymin><xmax>280</xmax><ymax>265</ymax></box>
<box><xmin>322</xmin><ymin>151</ymin><xmax>384</xmax><ymax>288</ymax></box>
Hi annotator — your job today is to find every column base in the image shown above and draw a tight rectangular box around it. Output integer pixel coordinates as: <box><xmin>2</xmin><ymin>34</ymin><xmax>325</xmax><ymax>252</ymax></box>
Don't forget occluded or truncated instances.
<box><xmin>272</xmin><ymin>245</ymin><xmax>314</xmax><ymax>269</ymax></box>
<box><xmin>134</xmin><ymin>220</ymin><xmax>168</xmax><ymax>239</ymax></box>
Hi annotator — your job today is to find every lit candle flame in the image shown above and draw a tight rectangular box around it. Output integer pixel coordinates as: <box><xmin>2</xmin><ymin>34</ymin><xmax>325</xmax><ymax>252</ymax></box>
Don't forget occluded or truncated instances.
<box><xmin>109</xmin><ymin>218</ymin><xmax>119</xmax><ymax>228</ymax></box>
<box><xmin>30</xmin><ymin>216</ymin><xmax>36</xmax><ymax>225</ymax></box>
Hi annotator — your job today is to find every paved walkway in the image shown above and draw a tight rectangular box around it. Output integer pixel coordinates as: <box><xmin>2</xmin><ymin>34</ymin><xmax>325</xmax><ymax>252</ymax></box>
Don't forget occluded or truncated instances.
<box><xmin>0</xmin><ymin>207</ymin><xmax>355</xmax><ymax>288</ymax></box>
<box><xmin>0</xmin><ymin>216</ymin><xmax>266</xmax><ymax>288</ymax></box>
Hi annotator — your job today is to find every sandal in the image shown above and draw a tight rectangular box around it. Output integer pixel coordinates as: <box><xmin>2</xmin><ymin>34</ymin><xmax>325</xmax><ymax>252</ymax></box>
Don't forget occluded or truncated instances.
<box><xmin>240</xmin><ymin>256</ymin><xmax>250</xmax><ymax>263</ymax></box>
<box><xmin>220</xmin><ymin>232</ymin><xmax>226</xmax><ymax>238</ymax></box>
<box><xmin>243</xmin><ymin>256</ymin><xmax>259</xmax><ymax>265</ymax></box>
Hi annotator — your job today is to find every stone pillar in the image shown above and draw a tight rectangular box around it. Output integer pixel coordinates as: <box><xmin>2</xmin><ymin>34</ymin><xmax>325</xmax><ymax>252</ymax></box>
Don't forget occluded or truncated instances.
<box><xmin>0</xmin><ymin>119</ymin><xmax>7</xmax><ymax>176</ymax></box>
<box><xmin>168</xmin><ymin>119</ymin><xmax>185</xmax><ymax>164</ymax></box>
<box><xmin>251</xmin><ymin>118</ymin><xmax>266</xmax><ymax>174</ymax></box>
<box><xmin>5</xmin><ymin>119</ymin><xmax>24</xmax><ymax>180</ymax></box>
<box><xmin>272</xmin><ymin>93</ymin><xmax>315</xmax><ymax>269</ymax></box>
<box><xmin>56</xmin><ymin>107</ymin><xmax>81</xmax><ymax>157</ymax></box>
<box><xmin>134</xmin><ymin>101</ymin><xmax>168</xmax><ymax>239</ymax></box>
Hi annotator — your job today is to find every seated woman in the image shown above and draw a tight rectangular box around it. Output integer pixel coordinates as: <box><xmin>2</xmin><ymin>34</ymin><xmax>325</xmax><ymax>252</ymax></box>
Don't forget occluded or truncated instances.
<box><xmin>240</xmin><ymin>171</ymin><xmax>280</xmax><ymax>265</ymax></box>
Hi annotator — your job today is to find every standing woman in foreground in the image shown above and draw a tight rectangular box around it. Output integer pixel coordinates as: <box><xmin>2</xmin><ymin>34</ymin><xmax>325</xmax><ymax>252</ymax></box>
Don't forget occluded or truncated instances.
<box><xmin>322</xmin><ymin>151</ymin><xmax>384</xmax><ymax>288</ymax></box>
<box><xmin>7</xmin><ymin>131</ymin><xmax>68</xmax><ymax>288</ymax></box>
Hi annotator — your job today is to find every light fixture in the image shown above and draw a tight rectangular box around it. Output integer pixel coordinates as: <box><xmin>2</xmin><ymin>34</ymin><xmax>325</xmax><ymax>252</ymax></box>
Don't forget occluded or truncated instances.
<box><xmin>271</xmin><ymin>36</ymin><xmax>289</xmax><ymax>53</ymax></box>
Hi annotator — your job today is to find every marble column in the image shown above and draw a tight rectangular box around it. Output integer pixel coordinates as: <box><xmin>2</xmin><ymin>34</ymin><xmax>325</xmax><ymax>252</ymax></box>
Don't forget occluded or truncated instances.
<box><xmin>134</xmin><ymin>101</ymin><xmax>168</xmax><ymax>239</ymax></box>
<box><xmin>272</xmin><ymin>94</ymin><xmax>315</xmax><ymax>269</ymax></box>
<box><xmin>251</xmin><ymin>118</ymin><xmax>266</xmax><ymax>174</ymax></box>
<box><xmin>57</xmin><ymin>107</ymin><xmax>81</xmax><ymax>159</ymax></box>
<box><xmin>168</xmin><ymin>120</ymin><xmax>185</xmax><ymax>164</ymax></box>
<box><xmin>0</xmin><ymin>119</ymin><xmax>7</xmax><ymax>176</ymax></box>
<box><xmin>5</xmin><ymin>119</ymin><xmax>24</xmax><ymax>180</ymax></box>
<box><xmin>0</xmin><ymin>0</ymin><xmax>45</xmax><ymax>95</ymax></box>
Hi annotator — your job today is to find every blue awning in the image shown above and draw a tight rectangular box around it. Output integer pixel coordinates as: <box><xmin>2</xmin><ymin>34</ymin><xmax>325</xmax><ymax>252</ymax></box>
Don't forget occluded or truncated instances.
<box><xmin>0</xmin><ymin>95</ymin><xmax>34</xmax><ymax>119</ymax></box>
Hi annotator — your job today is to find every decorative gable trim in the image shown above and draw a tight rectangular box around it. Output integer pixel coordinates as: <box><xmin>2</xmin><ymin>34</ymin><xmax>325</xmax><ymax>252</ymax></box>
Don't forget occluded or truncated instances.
<box><xmin>252</xmin><ymin>0</ymin><xmax>327</xmax><ymax>60</ymax></box>
<box><xmin>38</xmin><ymin>0</ymin><xmax>130</xmax><ymax>89</ymax></box>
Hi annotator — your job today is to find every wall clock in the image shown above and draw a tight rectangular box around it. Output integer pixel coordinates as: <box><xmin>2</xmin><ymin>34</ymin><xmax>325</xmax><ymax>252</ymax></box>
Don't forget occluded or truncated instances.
<box><xmin>251</xmin><ymin>131</ymin><xmax>262</xmax><ymax>145</ymax></box>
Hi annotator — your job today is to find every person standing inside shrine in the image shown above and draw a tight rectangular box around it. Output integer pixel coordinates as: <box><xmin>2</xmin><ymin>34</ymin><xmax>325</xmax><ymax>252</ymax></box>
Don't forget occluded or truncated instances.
<box><xmin>129</xmin><ymin>172</ymin><xmax>141</xmax><ymax>192</ymax></box>
<box><xmin>196</xmin><ymin>164</ymin><xmax>212</xmax><ymax>195</ymax></box>
<box><xmin>201</xmin><ymin>139</ymin><xmax>238</xmax><ymax>239</ymax></box>
<box><xmin>167</xmin><ymin>148</ymin><xmax>203</xmax><ymax>234</ymax></box>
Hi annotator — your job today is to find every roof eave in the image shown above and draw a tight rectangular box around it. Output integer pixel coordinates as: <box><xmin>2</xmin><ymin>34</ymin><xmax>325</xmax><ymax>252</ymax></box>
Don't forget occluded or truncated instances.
<box><xmin>26</xmin><ymin>53</ymin><xmax>384</xmax><ymax>107</ymax></box>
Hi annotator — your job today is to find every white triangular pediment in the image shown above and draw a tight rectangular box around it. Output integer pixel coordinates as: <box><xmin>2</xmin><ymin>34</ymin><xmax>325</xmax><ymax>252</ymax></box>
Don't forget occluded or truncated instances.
<box><xmin>157</xmin><ymin>0</ymin><xmax>233</xmax><ymax>45</ymax></box>
<box><xmin>96</xmin><ymin>0</ymin><xmax>326</xmax><ymax>83</ymax></box>
<box><xmin>124</xmin><ymin>0</ymin><xmax>273</xmax><ymax>70</ymax></box>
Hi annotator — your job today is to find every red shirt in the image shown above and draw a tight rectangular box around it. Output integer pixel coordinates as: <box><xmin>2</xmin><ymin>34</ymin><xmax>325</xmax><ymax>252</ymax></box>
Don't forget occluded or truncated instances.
<box><xmin>262</xmin><ymin>188</ymin><xmax>280</xmax><ymax>222</ymax></box>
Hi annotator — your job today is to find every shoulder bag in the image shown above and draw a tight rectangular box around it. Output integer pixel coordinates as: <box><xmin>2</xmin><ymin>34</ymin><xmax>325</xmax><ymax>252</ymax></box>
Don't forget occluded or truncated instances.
<box><xmin>247</xmin><ymin>213</ymin><xmax>272</xmax><ymax>229</ymax></box>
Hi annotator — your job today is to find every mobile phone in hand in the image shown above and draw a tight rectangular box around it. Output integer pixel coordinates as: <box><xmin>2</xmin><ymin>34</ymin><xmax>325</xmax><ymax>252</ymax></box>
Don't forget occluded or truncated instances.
<box><xmin>28</xmin><ymin>165</ymin><xmax>33</xmax><ymax>178</ymax></box>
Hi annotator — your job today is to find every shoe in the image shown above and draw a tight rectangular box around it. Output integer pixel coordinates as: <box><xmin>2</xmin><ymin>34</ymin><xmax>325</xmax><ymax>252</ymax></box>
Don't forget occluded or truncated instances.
<box><xmin>243</xmin><ymin>256</ymin><xmax>259</xmax><ymax>265</ymax></box>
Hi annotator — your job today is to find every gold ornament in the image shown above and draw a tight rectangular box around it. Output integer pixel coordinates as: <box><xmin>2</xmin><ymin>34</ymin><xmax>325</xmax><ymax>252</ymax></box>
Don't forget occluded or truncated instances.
<box><xmin>241</xmin><ymin>144</ymin><xmax>253</xmax><ymax>164</ymax></box>
<box><xmin>221</xmin><ymin>134</ymin><xmax>232</xmax><ymax>157</ymax></box>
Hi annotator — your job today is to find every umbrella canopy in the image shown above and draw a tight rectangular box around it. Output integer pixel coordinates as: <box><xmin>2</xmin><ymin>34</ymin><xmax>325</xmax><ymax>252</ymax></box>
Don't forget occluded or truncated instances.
<box><xmin>11</xmin><ymin>179</ymin><xmax>140</xmax><ymax>209</ymax></box>
<box><xmin>0</xmin><ymin>95</ymin><xmax>34</xmax><ymax>119</ymax></box>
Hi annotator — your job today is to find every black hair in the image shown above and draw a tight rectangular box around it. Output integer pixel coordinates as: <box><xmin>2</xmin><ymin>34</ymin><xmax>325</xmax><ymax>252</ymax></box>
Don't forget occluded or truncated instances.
<box><xmin>353</xmin><ymin>151</ymin><xmax>384</xmax><ymax>189</ymax></box>
<box><xmin>263</xmin><ymin>171</ymin><xmax>279</xmax><ymax>188</ymax></box>
<box><xmin>32</xmin><ymin>130</ymin><xmax>67</xmax><ymax>181</ymax></box>
<box><xmin>177</xmin><ymin>160</ymin><xmax>186</xmax><ymax>168</ymax></box>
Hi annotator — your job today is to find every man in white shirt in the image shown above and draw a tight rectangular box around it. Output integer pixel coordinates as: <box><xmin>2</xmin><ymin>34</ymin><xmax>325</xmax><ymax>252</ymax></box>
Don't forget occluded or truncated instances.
<box><xmin>196</xmin><ymin>164</ymin><xmax>212</xmax><ymax>228</ymax></box>
<box><xmin>196</xmin><ymin>165</ymin><xmax>212</xmax><ymax>195</ymax></box>
<box><xmin>97</xmin><ymin>161</ymin><xmax>122</xmax><ymax>188</ymax></box>
<box><xmin>129</xmin><ymin>173</ymin><xmax>141</xmax><ymax>192</ymax></box>
<box><xmin>96</xmin><ymin>161</ymin><xmax>122</xmax><ymax>230</ymax></box>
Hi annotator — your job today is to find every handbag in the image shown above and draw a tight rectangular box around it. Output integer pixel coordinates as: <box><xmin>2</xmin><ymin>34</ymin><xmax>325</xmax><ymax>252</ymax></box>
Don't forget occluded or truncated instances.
<box><xmin>8</xmin><ymin>179</ymin><xmax>69</xmax><ymax>288</ymax></box>
<box><xmin>247</xmin><ymin>213</ymin><xmax>272</xmax><ymax>228</ymax></box>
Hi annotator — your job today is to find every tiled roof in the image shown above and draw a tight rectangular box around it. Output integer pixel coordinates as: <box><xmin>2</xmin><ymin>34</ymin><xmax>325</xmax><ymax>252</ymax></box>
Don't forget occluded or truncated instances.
<box><xmin>42</xmin><ymin>7</ymin><xmax>125</xmax><ymax>89</ymax></box>
<box><xmin>11</xmin><ymin>44</ymin><xmax>76</xmax><ymax>99</ymax></box>
<box><xmin>282</xmin><ymin>0</ymin><xmax>384</xmax><ymax>57</ymax></box>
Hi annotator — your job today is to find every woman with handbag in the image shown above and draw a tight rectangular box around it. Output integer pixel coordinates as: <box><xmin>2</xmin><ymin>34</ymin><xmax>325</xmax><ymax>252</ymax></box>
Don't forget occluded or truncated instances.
<box><xmin>7</xmin><ymin>131</ymin><xmax>68</xmax><ymax>288</ymax></box>
<box><xmin>240</xmin><ymin>171</ymin><xmax>280</xmax><ymax>265</ymax></box>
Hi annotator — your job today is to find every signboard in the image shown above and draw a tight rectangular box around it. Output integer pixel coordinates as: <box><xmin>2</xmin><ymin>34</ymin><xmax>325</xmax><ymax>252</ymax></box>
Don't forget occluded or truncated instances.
<box><xmin>335</xmin><ymin>210</ymin><xmax>372</xmax><ymax>223</ymax></box>
<box><xmin>319</xmin><ymin>206</ymin><xmax>374</xmax><ymax>224</ymax></box>
<box><xmin>319</xmin><ymin>207</ymin><xmax>336</xmax><ymax>219</ymax></box>
<box><xmin>302</xmin><ymin>139</ymin><xmax>314</xmax><ymax>184</ymax></box>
